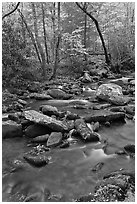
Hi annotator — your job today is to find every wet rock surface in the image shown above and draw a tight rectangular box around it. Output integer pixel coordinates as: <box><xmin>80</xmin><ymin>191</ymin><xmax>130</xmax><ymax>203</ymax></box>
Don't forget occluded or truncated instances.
<box><xmin>96</xmin><ymin>83</ymin><xmax>130</xmax><ymax>105</ymax></box>
<box><xmin>24</xmin><ymin>153</ymin><xmax>50</xmax><ymax>167</ymax></box>
<box><xmin>24</xmin><ymin>124</ymin><xmax>51</xmax><ymax>138</ymax></box>
<box><xmin>2</xmin><ymin>120</ymin><xmax>23</xmax><ymax>139</ymax></box>
<box><xmin>39</xmin><ymin>104</ymin><xmax>61</xmax><ymax>117</ymax></box>
<box><xmin>24</xmin><ymin>110</ymin><xmax>68</xmax><ymax>132</ymax></box>
<box><xmin>47</xmin><ymin>88</ymin><xmax>73</xmax><ymax>99</ymax></box>
<box><xmin>47</xmin><ymin>132</ymin><xmax>63</xmax><ymax>147</ymax></box>
<box><xmin>77</xmin><ymin>171</ymin><xmax>135</xmax><ymax>202</ymax></box>
<box><xmin>75</xmin><ymin>119</ymin><xmax>100</xmax><ymax>142</ymax></box>
<box><xmin>84</xmin><ymin>110</ymin><xmax>125</xmax><ymax>123</ymax></box>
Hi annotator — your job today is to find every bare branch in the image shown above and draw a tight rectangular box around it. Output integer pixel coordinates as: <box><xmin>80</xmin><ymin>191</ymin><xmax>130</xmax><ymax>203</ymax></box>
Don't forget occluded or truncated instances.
<box><xmin>2</xmin><ymin>2</ymin><xmax>20</xmax><ymax>20</ymax></box>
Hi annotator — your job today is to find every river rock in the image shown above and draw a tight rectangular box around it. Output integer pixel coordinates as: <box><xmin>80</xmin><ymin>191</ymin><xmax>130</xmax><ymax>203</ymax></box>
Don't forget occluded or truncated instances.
<box><xmin>24</xmin><ymin>124</ymin><xmax>51</xmax><ymax>138</ymax></box>
<box><xmin>2</xmin><ymin>114</ymin><xmax>9</xmax><ymax>121</ymax></box>
<box><xmin>91</xmin><ymin>162</ymin><xmax>104</xmax><ymax>172</ymax></box>
<box><xmin>59</xmin><ymin>140</ymin><xmax>70</xmax><ymax>148</ymax></box>
<box><xmin>109</xmin><ymin>106</ymin><xmax>124</xmax><ymax>112</ymax></box>
<box><xmin>66</xmin><ymin>111</ymin><xmax>80</xmax><ymax>120</ymax></box>
<box><xmin>47</xmin><ymin>132</ymin><xmax>63</xmax><ymax>147</ymax></box>
<box><xmin>33</xmin><ymin>93</ymin><xmax>53</xmax><ymax>100</ymax></box>
<box><xmin>77</xmin><ymin>171</ymin><xmax>135</xmax><ymax>202</ymax></box>
<box><xmin>47</xmin><ymin>88</ymin><xmax>72</xmax><ymax>99</ymax></box>
<box><xmin>93</xmin><ymin>171</ymin><xmax>135</xmax><ymax>202</ymax></box>
<box><xmin>96</xmin><ymin>83</ymin><xmax>129</xmax><ymax>105</ymax></box>
<box><xmin>2</xmin><ymin>120</ymin><xmax>23</xmax><ymax>139</ymax></box>
<box><xmin>40</xmin><ymin>105</ymin><xmax>60</xmax><ymax>117</ymax></box>
<box><xmin>93</xmin><ymin>121</ymin><xmax>100</xmax><ymax>132</ymax></box>
<box><xmin>84</xmin><ymin>110</ymin><xmax>125</xmax><ymax>123</ymax></box>
<box><xmin>75</xmin><ymin>119</ymin><xmax>100</xmax><ymax>142</ymax></box>
<box><xmin>63</xmin><ymin>120</ymin><xmax>75</xmax><ymax>131</ymax></box>
<box><xmin>93</xmin><ymin>103</ymin><xmax>111</xmax><ymax>110</ymax></box>
<box><xmin>129</xmin><ymin>79</ymin><xmax>135</xmax><ymax>85</ymax></box>
<box><xmin>8</xmin><ymin>112</ymin><xmax>21</xmax><ymax>123</ymax></box>
<box><xmin>124</xmin><ymin>144</ymin><xmax>135</xmax><ymax>154</ymax></box>
<box><xmin>124</xmin><ymin>105</ymin><xmax>135</xmax><ymax>115</ymax></box>
<box><xmin>31</xmin><ymin>134</ymin><xmax>49</xmax><ymax>143</ymax></box>
<box><xmin>18</xmin><ymin>99</ymin><xmax>27</xmax><ymax>106</ymax></box>
<box><xmin>24</xmin><ymin>110</ymin><xmax>68</xmax><ymax>132</ymax></box>
<box><xmin>24</xmin><ymin>154</ymin><xmax>50</xmax><ymax>167</ymax></box>
<box><xmin>80</xmin><ymin>71</ymin><xmax>93</xmax><ymax>83</ymax></box>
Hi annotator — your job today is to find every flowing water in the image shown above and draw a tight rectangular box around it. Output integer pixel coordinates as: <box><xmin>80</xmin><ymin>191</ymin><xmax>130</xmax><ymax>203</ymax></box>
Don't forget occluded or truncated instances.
<box><xmin>2</xmin><ymin>99</ymin><xmax>135</xmax><ymax>202</ymax></box>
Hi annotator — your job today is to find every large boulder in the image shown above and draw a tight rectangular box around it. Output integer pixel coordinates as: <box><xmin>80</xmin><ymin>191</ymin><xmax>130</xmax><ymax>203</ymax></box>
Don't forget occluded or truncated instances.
<box><xmin>47</xmin><ymin>132</ymin><xmax>63</xmax><ymax>147</ymax></box>
<box><xmin>77</xmin><ymin>171</ymin><xmax>135</xmax><ymax>202</ymax></box>
<box><xmin>2</xmin><ymin>120</ymin><xmax>23</xmax><ymax>139</ymax></box>
<box><xmin>75</xmin><ymin>119</ymin><xmax>100</xmax><ymax>142</ymax></box>
<box><xmin>47</xmin><ymin>88</ymin><xmax>72</xmax><ymax>99</ymax></box>
<box><xmin>24</xmin><ymin>124</ymin><xmax>51</xmax><ymax>138</ymax></box>
<box><xmin>24</xmin><ymin>110</ymin><xmax>68</xmax><ymax>132</ymax></box>
<box><xmin>96</xmin><ymin>83</ymin><xmax>129</xmax><ymax>105</ymax></box>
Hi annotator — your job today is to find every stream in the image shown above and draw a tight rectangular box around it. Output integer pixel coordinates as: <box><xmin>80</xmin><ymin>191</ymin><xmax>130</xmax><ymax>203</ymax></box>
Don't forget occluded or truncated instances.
<box><xmin>2</xmin><ymin>96</ymin><xmax>135</xmax><ymax>201</ymax></box>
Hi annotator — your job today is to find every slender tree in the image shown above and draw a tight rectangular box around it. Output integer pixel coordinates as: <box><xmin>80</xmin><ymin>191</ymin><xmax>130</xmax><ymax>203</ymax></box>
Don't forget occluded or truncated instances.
<box><xmin>50</xmin><ymin>2</ymin><xmax>61</xmax><ymax>80</ymax></box>
<box><xmin>76</xmin><ymin>2</ymin><xmax>111</xmax><ymax>65</ymax></box>
<box><xmin>31</xmin><ymin>3</ymin><xmax>47</xmax><ymax>78</ymax></box>
<box><xmin>17</xmin><ymin>8</ymin><xmax>42</xmax><ymax>64</ymax></box>
<box><xmin>41</xmin><ymin>3</ymin><xmax>50</xmax><ymax>64</ymax></box>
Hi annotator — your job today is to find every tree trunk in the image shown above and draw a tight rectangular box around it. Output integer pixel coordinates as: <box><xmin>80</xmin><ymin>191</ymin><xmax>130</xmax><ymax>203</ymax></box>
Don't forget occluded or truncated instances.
<box><xmin>41</xmin><ymin>3</ymin><xmax>50</xmax><ymax>64</ymax></box>
<box><xmin>18</xmin><ymin>9</ymin><xmax>42</xmax><ymax>64</ymax></box>
<box><xmin>84</xmin><ymin>13</ymin><xmax>87</xmax><ymax>61</ymax></box>
<box><xmin>31</xmin><ymin>3</ymin><xmax>47</xmax><ymax>78</ymax></box>
<box><xmin>52</xmin><ymin>2</ymin><xmax>56</xmax><ymax>61</ymax></box>
<box><xmin>76</xmin><ymin>2</ymin><xmax>111</xmax><ymax>65</ymax></box>
<box><xmin>50</xmin><ymin>2</ymin><xmax>61</xmax><ymax>80</ymax></box>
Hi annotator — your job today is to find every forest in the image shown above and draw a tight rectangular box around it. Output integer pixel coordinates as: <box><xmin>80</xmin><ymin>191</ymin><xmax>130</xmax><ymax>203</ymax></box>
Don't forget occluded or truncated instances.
<box><xmin>2</xmin><ymin>2</ymin><xmax>135</xmax><ymax>202</ymax></box>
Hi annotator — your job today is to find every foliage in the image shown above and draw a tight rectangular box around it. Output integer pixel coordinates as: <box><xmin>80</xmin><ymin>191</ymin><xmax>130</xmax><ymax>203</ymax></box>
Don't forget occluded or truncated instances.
<box><xmin>2</xmin><ymin>2</ymin><xmax>135</xmax><ymax>83</ymax></box>
<box><xmin>2</xmin><ymin>20</ymin><xmax>31</xmax><ymax>79</ymax></box>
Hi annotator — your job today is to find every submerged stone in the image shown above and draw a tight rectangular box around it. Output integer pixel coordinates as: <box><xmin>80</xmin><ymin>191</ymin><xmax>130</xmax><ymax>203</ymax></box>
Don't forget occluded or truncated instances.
<box><xmin>2</xmin><ymin>120</ymin><xmax>23</xmax><ymax>139</ymax></box>
<box><xmin>91</xmin><ymin>162</ymin><xmax>104</xmax><ymax>172</ymax></box>
<box><xmin>124</xmin><ymin>144</ymin><xmax>135</xmax><ymax>154</ymax></box>
<box><xmin>24</xmin><ymin>154</ymin><xmax>50</xmax><ymax>167</ymax></box>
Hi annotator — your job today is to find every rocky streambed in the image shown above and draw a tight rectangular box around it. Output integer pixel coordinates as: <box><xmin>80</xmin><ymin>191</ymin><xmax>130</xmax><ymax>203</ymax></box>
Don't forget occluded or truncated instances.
<box><xmin>2</xmin><ymin>74</ymin><xmax>135</xmax><ymax>202</ymax></box>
